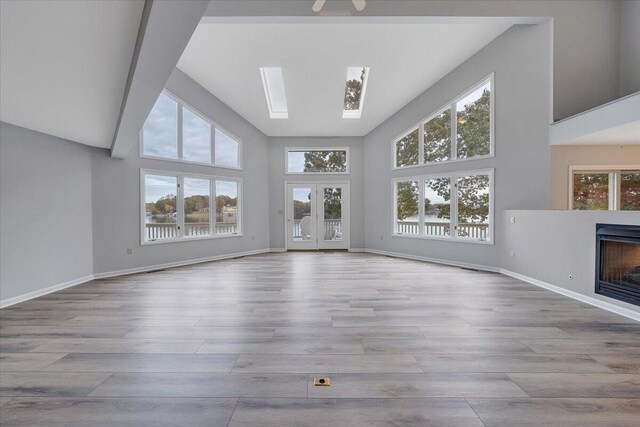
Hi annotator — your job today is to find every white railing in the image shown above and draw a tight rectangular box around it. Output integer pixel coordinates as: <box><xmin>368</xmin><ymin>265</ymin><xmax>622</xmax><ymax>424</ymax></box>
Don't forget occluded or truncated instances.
<box><xmin>396</xmin><ymin>220</ymin><xmax>488</xmax><ymax>239</ymax></box>
<box><xmin>292</xmin><ymin>219</ymin><xmax>342</xmax><ymax>240</ymax></box>
<box><xmin>145</xmin><ymin>223</ymin><xmax>238</xmax><ymax>240</ymax></box>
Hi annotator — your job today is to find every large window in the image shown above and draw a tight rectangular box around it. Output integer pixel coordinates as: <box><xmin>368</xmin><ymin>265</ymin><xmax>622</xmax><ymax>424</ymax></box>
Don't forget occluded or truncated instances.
<box><xmin>571</xmin><ymin>168</ymin><xmax>640</xmax><ymax>211</ymax></box>
<box><xmin>142</xmin><ymin>170</ymin><xmax>242</xmax><ymax>244</ymax></box>
<box><xmin>394</xmin><ymin>169</ymin><xmax>493</xmax><ymax>243</ymax></box>
<box><xmin>141</xmin><ymin>91</ymin><xmax>241</xmax><ymax>169</ymax></box>
<box><xmin>286</xmin><ymin>148</ymin><xmax>349</xmax><ymax>174</ymax></box>
<box><xmin>394</xmin><ymin>75</ymin><xmax>493</xmax><ymax>169</ymax></box>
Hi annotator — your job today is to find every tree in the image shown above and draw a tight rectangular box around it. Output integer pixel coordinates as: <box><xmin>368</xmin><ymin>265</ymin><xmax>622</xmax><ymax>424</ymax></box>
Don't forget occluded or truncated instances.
<box><xmin>573</xmin><ymin>174</ymin><xmax>609</xmax><ymax>210</ymax></box>
<box><xmin>621</xmin><ymin>173</ymin><xmax>640</xmax><ymax>210</ymax></box>
<box><xmin>323</xmin><ymin>188</ymin><xmax>342</xmax><ymax>219</ymax></box>
<box><xmin>344</xmin><ymin>67</ymin><xmax>365</xmax><ymax>110</ymax></box>
<box><xmin>395</xmin><ymin>129</ymin><xmax>419</xmax><ymax>167</ymax></box>
<box><xmin>396</xmin><ymin>181</ymin><xmax>418</xmax><ymax>220</ymax></box>
<box><xmin>456</xmin><ymin>175</ymin><xmax>489</xmax><ymax>224</ymax></box>
<box><xmin>154</xmin><ymin>194</ymin><xmax>176</xmax><ymax>213</ymax></box>
<box><xmin>457</xmin><ymin>89</ymin><xmax>490</xmax><ymax>158</ymax></box>
<box><xmin>424</xmin><ymin>110</ymin><xmax>451</xmax><ymax>162</ymax></box>
<box><xmin>303</xmin><ymin>151</ymin><xmax>346</xmax><ymax>172</ymax></box>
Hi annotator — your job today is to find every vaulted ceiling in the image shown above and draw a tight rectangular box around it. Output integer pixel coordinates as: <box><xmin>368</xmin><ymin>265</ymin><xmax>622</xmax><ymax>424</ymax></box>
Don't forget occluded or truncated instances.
<box><xmin>177</xmin><ymin>22</ymin><xmax>511</xmax><ymax>137</ymax></box>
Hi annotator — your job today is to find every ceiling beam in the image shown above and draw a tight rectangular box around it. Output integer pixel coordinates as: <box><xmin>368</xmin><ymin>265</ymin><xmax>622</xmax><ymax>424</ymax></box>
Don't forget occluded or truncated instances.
<box><xmin>110</xmin><ymin>0</ymin><xmax>210</xmax><ymax>159</ymax></box>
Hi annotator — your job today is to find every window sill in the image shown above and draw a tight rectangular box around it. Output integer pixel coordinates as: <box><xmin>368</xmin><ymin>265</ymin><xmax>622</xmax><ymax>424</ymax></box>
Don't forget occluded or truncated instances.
<box><xmin>140</xmin><ymin>154</ymin><xmax>242</xmax><ymax>172</ymax></box>
<box><xmin>392</xmin><ymin>233</ymin><xmax>493</xmax><ymax>245</ymax></box>
<box><xmin>141</xmin><ymin>233</ymin><xmax>243</xmax><ymax>246</ymax></box>
<box><xmin>393</xmin><ymin>153</ymin><xmax>494</xmax><ymax>171</ymax></box>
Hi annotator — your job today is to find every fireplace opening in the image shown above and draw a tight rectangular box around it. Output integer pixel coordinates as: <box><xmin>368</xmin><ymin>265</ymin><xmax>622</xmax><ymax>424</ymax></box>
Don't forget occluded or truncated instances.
<box><xmin>596</xmin><ymin>224</ymin><xmax>640</xmax><ymax>306</ymax></box>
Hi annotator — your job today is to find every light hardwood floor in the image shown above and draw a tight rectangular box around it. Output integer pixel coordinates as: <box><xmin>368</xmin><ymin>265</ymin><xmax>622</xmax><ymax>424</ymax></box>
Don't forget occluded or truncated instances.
<box><xmin>1</xmin><ymin>252</ymin><xmax>639</xmax><ymax>426</ymax></box>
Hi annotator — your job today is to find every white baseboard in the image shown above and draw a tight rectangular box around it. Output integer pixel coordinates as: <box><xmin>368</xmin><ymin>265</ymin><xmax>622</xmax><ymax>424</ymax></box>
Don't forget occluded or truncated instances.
<box><xmin>269</xmin><ymin>248</ymin><xmax>286</xmax><ymax>253</ymax></box>
<box><xmin>0</xmin><ymin>274</ymin><xmax>94</xmax><ymax>309</ymax></box>
<box><xmin>500</xmin><ymin>269</ymin><xmax>640</xmax><ymax>322</ymax></box>
<box><xmin>364</xmin><ymin>248</ymin><xmax>500</xmax><ymax>273</ymax></box>
<box><xmin>93</xmin><ymin>248</ymin><xmax>272</xmax><ymax>280</ymax></box>
<box><xmin>1</xmin><ymin>249</ymin><xmax>271</xmax><ymax>309</ymax></box>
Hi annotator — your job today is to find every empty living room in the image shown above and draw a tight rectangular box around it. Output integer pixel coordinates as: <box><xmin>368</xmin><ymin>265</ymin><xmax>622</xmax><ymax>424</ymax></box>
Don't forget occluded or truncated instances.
<box><xmin>1</xmin><ymin>0</ymin><xmax>640</xmax><ymax>425</ymax></box>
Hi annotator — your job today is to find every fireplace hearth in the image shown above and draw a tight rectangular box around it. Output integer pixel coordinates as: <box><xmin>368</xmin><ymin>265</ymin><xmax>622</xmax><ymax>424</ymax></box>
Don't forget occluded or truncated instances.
<box><xmin>595</xmin><ymin>224</ymin><xmax>640</xmax><ymax>306</ymax></box>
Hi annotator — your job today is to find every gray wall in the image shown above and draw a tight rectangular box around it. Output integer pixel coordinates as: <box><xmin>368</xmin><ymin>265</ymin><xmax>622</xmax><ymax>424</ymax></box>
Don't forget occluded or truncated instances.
<box><xmin>91</xmin><ymin>69</ymin><xmax>271</xmax><ymax>275</ymax></box>
<box><xmin>502</xmin><ymin>209</ymin><xmax>640</xmax><ymax>314</ymax></box>
<box><xmin>620</xmin><ymin>0</ymin><xmax>640</xmax><ymax>96</ymax></box>
<box><xmin>1</xmin><ymin>122</ymin><xmax>94</xmax><ymax>301</ymax></box>
<box><xmin>267</xmin><ymin>137</ymin><xmax>365</xmax><ymax>250</ymax></box>
<box><xmin>363</xmin><ymin>23</ymin><xmax>551</xmax><ymax>269</ymax></box>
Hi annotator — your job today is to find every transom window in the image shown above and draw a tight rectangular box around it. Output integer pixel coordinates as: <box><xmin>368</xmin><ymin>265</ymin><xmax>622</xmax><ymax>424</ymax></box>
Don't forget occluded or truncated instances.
<box><xmin>286</xmin><ymin>148</ymin><xmax>349</xmax><ymax>174</ymax></box>
<box><xmin>141</xmin><ymin>91</ymin><xmax>241</xmax><ymax>169</ymax></box>
<box><xmin>571</xmin><ymin>167</ymin><xmax>640</xmax><ymax>211</ymax></box>
<box><xmin>394</xmin><ymin>169</ymin><xmax>494</xmax><ymax>244</ymax></box>
<box><xmin>141</xmin><ymin>170</ymin><xmax>241</xmax><ymax>244</ymax></box>
<box><xmin>394</xmin><ymin>75</ymin><xmax>494</xmax><ymax>168</ymax></box>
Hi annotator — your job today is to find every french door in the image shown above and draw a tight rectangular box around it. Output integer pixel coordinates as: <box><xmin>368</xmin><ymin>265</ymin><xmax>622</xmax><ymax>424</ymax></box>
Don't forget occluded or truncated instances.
<box><xmin>285</xmin><ymin>182</ymin><xmax>350</xmax><ymax>250</ymax></box>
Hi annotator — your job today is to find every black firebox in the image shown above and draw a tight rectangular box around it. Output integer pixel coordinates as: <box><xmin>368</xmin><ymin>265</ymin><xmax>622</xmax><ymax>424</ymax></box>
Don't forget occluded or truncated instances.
<box><xmin>595</xmin><ymin>223</ymin><xmax>640</xmax><ymax>306</ymax></box>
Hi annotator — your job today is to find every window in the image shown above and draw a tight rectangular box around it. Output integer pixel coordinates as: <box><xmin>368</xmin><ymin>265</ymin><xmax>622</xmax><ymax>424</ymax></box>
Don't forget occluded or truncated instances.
<box><xmin>571</xmin><ymin>168</ymin><xmax>640</xmax><ymax>211</ymax></box>
<box><xmin>395</xmin><ymin>180</ymin><xmax>419</xmax><ymax>235</ymax></box>
<box><xmin>141</xmin><ymin>170</ymin><xmax>242</xmax><ymax>244</ymax></box>
<box><xmin>394</xmin><ymin>169</ymin><xmax>493</xmax><ymax>244</ymax></box>
<box><xmin>343</xmin><ymin>66</ymin><xmax>370</xmax><ymax>119</ymax></box>
<box><xmin>215</xmin><ymin>180</ymin><xmax>239</xmax><ymax>234</ymax></box>
<box><xmin>141</xmin><ymin>91</ymin><xmax>241</xmax><ymax>169</ymax></box>
<box><xmin>286</xmin><ymin>148</ymin><xmax>349</xmax><ymax>174</ymax></box>
<box><xmin>394</xmin><ymin>128</ymin><xmax>419</xmax><ymax>168</ymax></box>
<box><xmin>259</xmin><ymin>67</ymin><xmax>288</xmax><ymax>119</ymax></box>
<box><xmin>393</xmin><ymin>74</ymin><xmax>494</xmax><ymax>169</ymax></box>
<box><xmin>143</xmin><ymin>93</ymin><xmax>178</xmax><ymax>159</ymax></box>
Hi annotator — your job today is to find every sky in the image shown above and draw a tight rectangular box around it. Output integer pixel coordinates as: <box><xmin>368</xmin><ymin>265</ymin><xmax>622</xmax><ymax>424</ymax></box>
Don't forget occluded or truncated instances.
<box><xmin>288</xmin><ymin>151</ymin><xmax>306</xmax><ymax>173</ymax></box>
<box><xmin>143</xmin><ymin>93</ymin><xmax>239</xmax><ymax>167</ymax></box>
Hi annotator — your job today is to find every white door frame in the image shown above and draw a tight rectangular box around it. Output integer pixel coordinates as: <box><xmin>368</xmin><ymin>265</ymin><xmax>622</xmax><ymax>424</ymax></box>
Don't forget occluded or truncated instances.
<box><xmin>285</xmin><ymin>181</ymin><xmax>350</xmax><ymax>251</ymax></box>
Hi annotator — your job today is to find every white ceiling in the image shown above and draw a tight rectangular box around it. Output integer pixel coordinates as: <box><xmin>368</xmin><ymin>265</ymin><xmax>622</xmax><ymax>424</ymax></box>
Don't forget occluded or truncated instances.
<box><xmin>177</xmin><ymin>22</ymin><xmax>511</xmax><ymax>137</ymax></box>
<box><xmin>0</xmin><ymin>0</ymin><xmax>144</xmax><ymax>148</ymax></box>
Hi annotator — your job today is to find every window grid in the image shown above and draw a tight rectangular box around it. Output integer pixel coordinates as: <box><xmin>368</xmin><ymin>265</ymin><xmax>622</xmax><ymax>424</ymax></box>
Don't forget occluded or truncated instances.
<box><xmin>570</xmin><ymin>167</ymin><xmax>640</xmax><ymax>211</ymax></box>
<box><xmin>393</xmin><ymin>169</ymin><xmax>494</xmax><ymax>244</ymax></box>
<box><xmin>141</xmin><ymin>169</ymin><xmax>242</xmax><ymax>245</ymax></box>
<box><xmin>140</xmin><ymin>90</ymin><xmax>242</xmax><ymax>170</ymax></box>
<box><xmin>393</xmin><ymin>74</ymin><xmax>494</xmax><ymax>170</ymax></box>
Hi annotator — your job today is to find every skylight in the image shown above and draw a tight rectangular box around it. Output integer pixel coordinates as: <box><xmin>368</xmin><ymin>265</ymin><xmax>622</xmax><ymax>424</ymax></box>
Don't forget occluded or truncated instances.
<box><xmin>343</xmin><ymin>66</ymin><xmax>369</xmax><ymax>119</ymax></box>
<box><xmin>259</xmin><ymin>67</ymin><xmax>288</xmax><ymax>119</ymax></box>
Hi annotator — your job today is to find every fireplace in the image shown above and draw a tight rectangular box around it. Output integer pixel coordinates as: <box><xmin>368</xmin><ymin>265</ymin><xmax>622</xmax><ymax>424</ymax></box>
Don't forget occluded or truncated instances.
<box><xmin>595</xmin><ymin>224</ymin><xmax>640</xmax><ymax>306</ymax></box>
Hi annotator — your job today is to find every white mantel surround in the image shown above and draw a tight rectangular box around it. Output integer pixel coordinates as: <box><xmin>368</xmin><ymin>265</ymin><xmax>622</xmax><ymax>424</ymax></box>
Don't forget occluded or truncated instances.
<box><xmin>502</xmin><ymin>209</ymin><xmax>640</xmax><ymax>319</ymax></box>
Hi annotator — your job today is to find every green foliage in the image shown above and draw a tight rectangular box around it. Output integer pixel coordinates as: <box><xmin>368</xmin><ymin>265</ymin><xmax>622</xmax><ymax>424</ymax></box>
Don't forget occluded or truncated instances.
<box><xmin>293</xmin><ymin>200</ymin><xmax>311</xmax><ymax>219</ymax></box>
<box><xmin>457</xmin><ymin>89</ymin><xmax>491</xmax><ymax>158</ymax></box>
<box><xmin>344</xmin><ymin>67</ymin><xmax>365</xmax><ymax>110</ymax></box>
<box><xmin>426</xmin><ymin>178</ymin><xmax>452</xmax><ymax>220</ymax></box>
<box><xmin>323</xmin><ymin>188</ymin><xmax>342</xmax><ymax>219</ymax></box>
<box><xmin>396</xmin><ymin>181</ymin><xmax>418</xmax><ymax>220</ymax></box>
<box><xmin>184</xmin><ymin>195</ymin><xmax>209</xmax><ymax>215</ymax></box>
<box><xmin>395</xmin><ymin>129</ymin><xmax>419</xmax><ymax>167</ymax></box>
<box><xmin>573</xmin><ymin>174</ymin><xmax>609</xmax><ymax>210</ymax></box>
<box><xmin>424</xmin><ymin>110</ymin><xmax>451</xmax><ymax>162</ymax></box>
<box><xmin>457</xmin><ymin>175</ymin><xmax>489</xmax><ymax>223</ymax></box>
<box><xmin>303</xmin><ymin>151</ymin><xmax>347</xmax><ymax>173</ymax></box>
<box><xmin>621</xmin><ymin>173</ymin><xmax>640</xmax><ymax>211</ymax></box>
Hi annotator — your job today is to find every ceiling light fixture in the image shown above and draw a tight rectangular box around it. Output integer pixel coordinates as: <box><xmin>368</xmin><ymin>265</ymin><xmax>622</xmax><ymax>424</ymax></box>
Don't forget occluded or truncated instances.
<box><xmin>313</xmin><ymin>0</ymin><xmax>366</xmax><ymax>13</ymax></box>
<box><xmin>259</xmin><ymin>67</ymin><xmax>289</xmax><ymax>119</ymax></box>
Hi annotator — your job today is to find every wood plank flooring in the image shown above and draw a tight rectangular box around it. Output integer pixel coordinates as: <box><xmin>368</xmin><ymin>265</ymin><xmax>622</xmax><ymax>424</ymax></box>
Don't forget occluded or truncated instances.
<box><xmin>1</xmin><ymin>252</ymin><xmax>639</xmax><ymax>426</ymax></box>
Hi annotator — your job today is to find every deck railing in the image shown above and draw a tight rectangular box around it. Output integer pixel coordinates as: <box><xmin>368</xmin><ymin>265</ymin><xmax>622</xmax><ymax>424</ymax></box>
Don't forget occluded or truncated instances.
<box><xmin>145</xmin><ymin>222</ymin><xmax>238</xmax><ymax>240</ymax></box>
<box><xmin>396</xmin><ymin>221</ymin><xmax>488</xmax><ymax>240</ymax></box>
<box><xmin>292</xmin><ymin>219</ymin><xmax>342</xmax><ymax>240</ymax></box>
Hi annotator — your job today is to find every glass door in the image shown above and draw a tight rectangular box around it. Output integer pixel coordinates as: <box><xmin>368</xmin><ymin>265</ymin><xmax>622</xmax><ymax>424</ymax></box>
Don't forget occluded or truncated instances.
<box><xmin>318</xmin><ymin>184</ymin><xmax>349</xmax><ymax>250</ymax></box>
<box><xmin>286</xmin><ymin>184</ymin><xmax>317</xmax><ymax>250</ymax></box>
<box><xmin>286</xmin><ymin>183</ymin><xmax>349</xmax><ymax>250</ymax></box>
